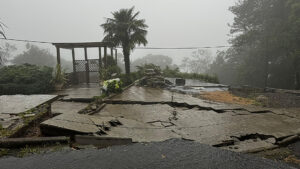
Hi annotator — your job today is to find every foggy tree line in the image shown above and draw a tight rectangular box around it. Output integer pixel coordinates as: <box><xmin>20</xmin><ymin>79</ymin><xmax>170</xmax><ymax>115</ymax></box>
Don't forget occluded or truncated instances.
<box><xmin>1</xmin><ymin>1</ymin><xmax>300</xmax><ymax>90</ymax></box>
<box><xmin>0</xmin><ymin>43</ymin><xmax>73</xmax><ymax>71</ymax></box>
<box><xmin>208</xmin><ymin>0</ymin><xmax>300</xmax><ymax>89</ymax></box>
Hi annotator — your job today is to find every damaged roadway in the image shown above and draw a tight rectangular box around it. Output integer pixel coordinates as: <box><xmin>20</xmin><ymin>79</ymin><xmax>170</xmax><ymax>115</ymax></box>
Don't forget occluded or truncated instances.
<box><xmin>40</xmin><ymin>85</ymin><xmax>300</xmax><ymax>153</ymax></box>
<box><xmin>0</xmin><ymin>139</ymin><xmax>296</xmax><ymax>169</ymax></box>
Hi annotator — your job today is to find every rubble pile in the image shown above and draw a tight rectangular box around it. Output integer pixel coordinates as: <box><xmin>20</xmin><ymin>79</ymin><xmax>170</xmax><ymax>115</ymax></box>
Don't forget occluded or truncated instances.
<box><xmin>138</xmin><ymin>69</ymin><xmax>172</xmax><ymax>88</ymax></box>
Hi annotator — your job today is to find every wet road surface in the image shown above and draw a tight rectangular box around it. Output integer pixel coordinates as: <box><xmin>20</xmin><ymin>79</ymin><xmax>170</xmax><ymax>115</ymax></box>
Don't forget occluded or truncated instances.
<box><xmin>0</xmin><ymin>139</ymin><xmax>296</xmax><ymax>169</ymax></box>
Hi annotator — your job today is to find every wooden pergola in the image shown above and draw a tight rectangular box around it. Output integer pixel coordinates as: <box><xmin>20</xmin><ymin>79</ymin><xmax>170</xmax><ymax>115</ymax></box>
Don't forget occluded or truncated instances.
<box><xmin>53</xmin><ymin>42</ymin><xmax>118</xmax><ymax>84</ymax></box>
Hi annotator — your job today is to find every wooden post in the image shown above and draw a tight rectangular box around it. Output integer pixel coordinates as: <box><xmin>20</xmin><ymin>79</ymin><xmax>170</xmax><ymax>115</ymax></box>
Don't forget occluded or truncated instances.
<box><xmin>115</xmin><ymin>49</ymin><xmax>118</xmax><ymax>65</ymax></box>
<box><xmin>71</xmin><ymin>48</ymin><xmax>77</xmax><ymax>84</ymax></box>
<box><xmin>71</xmin><ymin>48</ymin><xmax>76</xmax><ymax>73</ymax></box>
<box><xmin>99</xmin><ymin>47</ymin><xmax>102</xmax><ymax>68</ymax></box>
<box><xmin>84</xmin><ymin>47</ymin><xmax>90</xmax><ymax>84</ymax></box>
<box><xmin>110</xmin><ymin>47</ymin><xmax>114</xmax><ymax>64</ymax></box>
<box><xmin>104</xmin><ymin>47</ymin><xmax>107</xmax><ymax>68</ymax></box>
<box><xmin>56</xmin><ymin>46</ymin><xmax>61</xmax><ymax>66</ymax></box>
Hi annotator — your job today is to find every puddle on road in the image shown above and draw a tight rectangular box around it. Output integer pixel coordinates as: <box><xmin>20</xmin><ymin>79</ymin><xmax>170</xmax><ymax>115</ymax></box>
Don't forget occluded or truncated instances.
<box><xmin>165</xmin><ymin>78</ymin><xmax>228</xmax><ymax>94</ymax></box>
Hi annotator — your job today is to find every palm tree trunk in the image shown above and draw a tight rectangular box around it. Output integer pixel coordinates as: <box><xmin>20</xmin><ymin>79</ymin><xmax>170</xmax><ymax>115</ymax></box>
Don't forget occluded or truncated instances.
<box><xmin>123</xmin><ymin>46</ymin><xmax>130</xmax><ymax>74</ymax></box>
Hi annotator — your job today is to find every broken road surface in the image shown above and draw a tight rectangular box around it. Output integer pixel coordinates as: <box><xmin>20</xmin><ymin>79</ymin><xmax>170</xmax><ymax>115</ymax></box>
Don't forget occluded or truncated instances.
<box><xmin>41</xmin><ymin>86</ymin><xmax>300</xmax><ymax>153</ymax></box>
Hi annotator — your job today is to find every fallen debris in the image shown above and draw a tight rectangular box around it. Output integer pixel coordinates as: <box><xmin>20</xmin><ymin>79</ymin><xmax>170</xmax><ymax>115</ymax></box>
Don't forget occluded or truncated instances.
<box><xmin>138</xmin><ymin>69</ymin><xmax>172</xmax><ymax>88</ymax></box>
<box><xmin>40</xmin><ymin>114</ymin><xmax>122</xmax><ymax>136</ymax></box>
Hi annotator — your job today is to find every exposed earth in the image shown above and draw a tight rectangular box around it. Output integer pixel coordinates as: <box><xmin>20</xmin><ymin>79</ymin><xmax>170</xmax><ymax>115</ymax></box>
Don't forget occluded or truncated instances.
<box><xmin>1</xmin><ymin>80</ymin><xmax>300</xmax><ymax>168</ymax></box>
<box><xmin>198</xmin><ymin>91</ymin><xmax>257</xmax><ymax>105</ymax></box>
<box><xmin>41</xmin><ymin>86</ymin><xmax>300</xmax><ymax>149</ymax></box>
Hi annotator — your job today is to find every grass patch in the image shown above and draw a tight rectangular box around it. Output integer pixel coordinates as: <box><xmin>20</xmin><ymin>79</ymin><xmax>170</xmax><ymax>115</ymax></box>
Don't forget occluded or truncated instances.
<box><xmin>0</xmin><ymin>149</ymin><xmax>9</xmax><ymax>157</ymax></box>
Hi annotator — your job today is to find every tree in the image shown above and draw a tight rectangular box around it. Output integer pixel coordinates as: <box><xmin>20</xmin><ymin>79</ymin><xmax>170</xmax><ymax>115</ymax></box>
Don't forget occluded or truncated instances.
<box><xmin>101</xmin><ymin>7</ymin><xmax>148</xmax><ymax>74</ymax></box>
<box><xmin>12</xmin><ymin>44</ymin><xmax>73</xmax><ymax>71</ymax></box>
<box><xmin>0</xmin><ymin>20</ymin><xmax>6</xmax><ymax>39</ymax></box>
<box><xmin>180</xmin><ymin>49</ymin><xmax>213</xmax><ymax>74</ymax></box>
<box><xmin>13</xmin><ymin>44</ymin><xmax>56</xmax><ymax>67</ymax></box>
<box><xmin>0</xmin><ymin>43</ymin><xmax>16</xmax><ymax>65</ymax></box>
<box><xmin>131</xmin><ymin>54</ymin><xmax>178</xmax><ymax>72</ymax></box>
<box><xmin>209</xmin><ymin>0</ymin><xmax>300</xmax><ymax>89</ymax></box>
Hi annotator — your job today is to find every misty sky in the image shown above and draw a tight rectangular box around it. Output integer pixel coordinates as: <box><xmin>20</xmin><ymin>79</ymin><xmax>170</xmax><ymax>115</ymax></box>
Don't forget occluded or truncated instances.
<box><xmin>1</xmin><ymin>0</ymin><xmax>236</xmax><ymax>64</ymax></box>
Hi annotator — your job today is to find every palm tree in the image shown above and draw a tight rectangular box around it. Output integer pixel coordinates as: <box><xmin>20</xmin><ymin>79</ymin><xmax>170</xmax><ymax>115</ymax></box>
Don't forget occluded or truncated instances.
<box><xmin>0</xmin><ymin>20</ymin><xmax>6</xmax><ymax>38</ymax></box>
<box><xmin>101</xmin><ymin>7</ymin><xmax>148</xmax><ymax>74</ymax></box>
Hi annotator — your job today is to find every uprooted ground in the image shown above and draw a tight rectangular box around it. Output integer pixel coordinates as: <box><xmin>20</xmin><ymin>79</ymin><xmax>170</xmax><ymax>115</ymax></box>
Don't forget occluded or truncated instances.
<box><xmin>6</xmin><ymin>84</ymin><xmax>297</xmax><ymax>167</ymax></box>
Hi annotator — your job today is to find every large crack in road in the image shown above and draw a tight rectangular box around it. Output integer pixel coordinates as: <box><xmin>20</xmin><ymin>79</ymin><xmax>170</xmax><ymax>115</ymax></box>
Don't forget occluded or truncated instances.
<box><xmin>41</xmin><ymin>86</ymin><xmax>300</xmax><ymax>153</ymax></box>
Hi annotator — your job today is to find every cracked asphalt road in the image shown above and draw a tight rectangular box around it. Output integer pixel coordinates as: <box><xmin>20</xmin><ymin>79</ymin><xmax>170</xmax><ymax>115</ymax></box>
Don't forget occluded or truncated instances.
<box><xmin>41</xmin><ymin>86</ymin><xmax>300</xmax><ymax>152</ymax></box>
<box><xmin>0</xmin><ymin>139</ymin><xmax>296</xmax><ymax>169</ymax></box>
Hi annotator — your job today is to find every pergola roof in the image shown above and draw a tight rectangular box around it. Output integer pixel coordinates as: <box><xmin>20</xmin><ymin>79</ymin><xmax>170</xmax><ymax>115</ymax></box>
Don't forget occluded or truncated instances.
<box><xmin>52</xmin><ymin>41</ymin><xmax>115</xmax><ymax>49</ymax></box>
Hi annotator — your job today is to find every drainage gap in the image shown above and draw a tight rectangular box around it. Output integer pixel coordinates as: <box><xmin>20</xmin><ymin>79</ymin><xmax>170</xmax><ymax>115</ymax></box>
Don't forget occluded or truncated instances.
<box><xmin>231</xmin><ymin>133</ymin><xmax>276</xmax><ymax>141</ymax></box>
<box><xmin>103</xmin><ymin>100</ymin><xmax>216</xmax><ymax>112</ymax></box>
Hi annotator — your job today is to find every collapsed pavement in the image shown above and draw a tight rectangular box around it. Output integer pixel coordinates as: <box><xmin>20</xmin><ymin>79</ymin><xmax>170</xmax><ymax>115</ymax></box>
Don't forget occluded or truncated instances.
<box><xmin>0</xmin><ymin>95</ymin><xmax>58</xmax><ymax>138</ymax></box>
<box><xmin>40</xmin><ymin>84</ymin><xmax>300</xmax><ymax>153</ymax></box>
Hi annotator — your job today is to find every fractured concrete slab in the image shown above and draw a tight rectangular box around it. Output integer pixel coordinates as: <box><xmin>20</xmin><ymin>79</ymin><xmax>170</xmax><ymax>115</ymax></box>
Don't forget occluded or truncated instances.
<box><xmin>0</xmin><ymin>95</ymin><xmax>58</xmax><ymax>115</ymax></box>
<box><xmin>54</xmin><ymin>83</ymin><xmax>101</xmax><ymax>99</ymax></box>
<box><xmin>107</xmin><ymin>118</ymin><xmax>181</xmax><ymax>142</ymax></box>
<box><xmin>51</xmin><ymin>101</ymin><xmax>89</xmax><ymax>115</ymax></box>
<box><xmin>41</xmin><ymin>114</ymin><xmax>121</xmax><ymax>136</ymax></box>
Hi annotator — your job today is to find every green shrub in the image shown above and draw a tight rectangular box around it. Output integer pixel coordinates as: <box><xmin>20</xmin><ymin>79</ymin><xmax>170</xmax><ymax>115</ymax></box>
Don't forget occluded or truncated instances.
<box><xmin>0</xmin><ymin>64</ymin><xmax>54</xmax><ymax>95</ymax></box>
<box><xmin>102</xmin><ymin>78</ymin><xmax>123</xmax><ymax>95</ymax></box>
<box><xmin>102</xmin><ymin>55</ymin><xmax>116</xmax><ymax>67</ymax></box>
<box><xmin>52</xmin><ymin>64</ymin><xmax>67</xmax><ymax>85</ymax></box>
<box><xmin>118</xmin><ymin>72</ymin><xmax>142</xmax><ymax>87</ymax></box>
<box><xmin>99</xmin><ymin>65</ymin><xmax>121</xmax><ymax>81</ymax></box>
<box><xmin>99</xmin><ymin>55</ymin><xmax>121</xmax><ymax>81</ymax></box>
<box><xmin>163</xmin><ymin>66</ymin><xmax>180</xmax><ymax>77</ymax></box>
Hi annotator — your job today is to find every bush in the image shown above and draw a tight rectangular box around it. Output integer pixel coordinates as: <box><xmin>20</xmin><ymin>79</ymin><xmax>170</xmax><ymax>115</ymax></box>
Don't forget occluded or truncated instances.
<box><xmin>99</xmin><ymin>65</ymin><xmax>122</xmax><ymax>81</ymax></box>
<box><xmin>99</xmin><ymin>55</ymin><xmax>121</xmax><ymax>81</ymax></box>
<box><xmin>118</xmin><ymin>72</ymin><xmax>142</xmax><ymax>87</ymax></box>
<box><xmin>163</xmin><ymin>66</ymin><xmax>180</xmax><ymax>77</ymax></box>
<box><xmin>52</xmin><ymin>64</ymin><xmax>67</xmax><ymax>85</ymax></box>
<box><xmin>102</xmin><ymin>78</ymin><xmax>123</xmax><ymax>95</ymax></box>
<box><xmin>0</xmin><ymin>64</ymin><xmax>54</xmax><ymax>95</ymax></box>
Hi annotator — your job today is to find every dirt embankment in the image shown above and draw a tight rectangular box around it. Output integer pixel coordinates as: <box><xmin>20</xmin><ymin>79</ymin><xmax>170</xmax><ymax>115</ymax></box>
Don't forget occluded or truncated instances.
<box><xmin>198</xmin><ymin>91</ymin><xmax>257</xmax><ymax>105</ymax></box>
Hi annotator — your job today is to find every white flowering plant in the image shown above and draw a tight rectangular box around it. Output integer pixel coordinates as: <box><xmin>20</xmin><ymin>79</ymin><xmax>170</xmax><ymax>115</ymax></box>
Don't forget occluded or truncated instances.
<box><xmin>102</xmin><ymin>78</ymin><xmax>123</xmax><ymax>94</ymax></box>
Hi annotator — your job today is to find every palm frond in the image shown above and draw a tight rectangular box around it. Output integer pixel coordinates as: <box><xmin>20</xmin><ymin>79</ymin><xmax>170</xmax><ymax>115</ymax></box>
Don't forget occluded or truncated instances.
<box><xmin>101</xmin><ymin>7</ymin><xmax>148</xmax><ymax>51</ymax></box>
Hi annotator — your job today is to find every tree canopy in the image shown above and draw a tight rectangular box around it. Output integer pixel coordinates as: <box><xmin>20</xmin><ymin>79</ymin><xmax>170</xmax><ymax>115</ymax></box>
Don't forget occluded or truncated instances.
<box><xmin>101</xmin><ymin>7</ymin><xmax>148</xmax><ymax>74</ymax></box>
<box><xmin>12</xmin><ymin>44</ymin><xmax>72</xmax><ymax>72</ymax></box>
<box><xmin>181</xmin><ymin>49</ymin><xmax>213</xmax><ymax>74</ymax></box>
<box><xmin>209</xmin><ymin>0</ymin><xmax>300</xmax><ymax>89</ymax></box>
<box><xmin>131</xmin><ymin>54</ymin><xmax>178</xmax><ymax>72</ymax></box>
